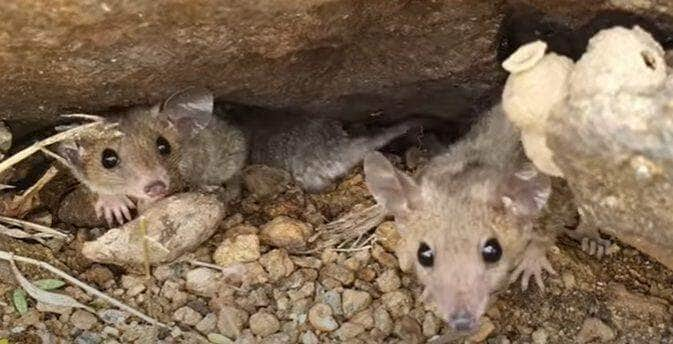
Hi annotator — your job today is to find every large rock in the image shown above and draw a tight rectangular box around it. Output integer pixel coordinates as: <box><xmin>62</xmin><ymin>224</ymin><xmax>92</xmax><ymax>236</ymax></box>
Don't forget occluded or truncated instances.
<box><xmin>546</xmin><ymin>25</ymin><xmax>673</xmax><ymax>269</ymax></box>
<box><xmin>81</xmin><ymin>192</ymin><xmax>226</xmax><ymax>270</ymax></box>
<box><xmin>1</xmin><ymin>0</ymin><xmax>506</xmax><ymax>133</ymax></box>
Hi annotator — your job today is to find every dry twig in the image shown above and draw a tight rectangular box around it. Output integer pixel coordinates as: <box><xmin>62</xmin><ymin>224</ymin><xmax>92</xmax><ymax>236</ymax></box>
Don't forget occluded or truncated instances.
<box><xmin>0</xmin><ymin>251</ymin><xmax>167</xmax><ymax>327</ymax></box>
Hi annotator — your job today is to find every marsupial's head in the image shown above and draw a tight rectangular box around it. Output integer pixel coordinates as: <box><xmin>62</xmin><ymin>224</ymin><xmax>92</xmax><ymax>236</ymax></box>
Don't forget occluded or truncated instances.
<box><xmin>57</xmin><ymin>88</ymin><xmax>215</xmax><ymax>201</ymax></box>
<box><xmin>364</xmin><ymin>151</ymin><xmax>550</xmax><ymax>332</ymax></box>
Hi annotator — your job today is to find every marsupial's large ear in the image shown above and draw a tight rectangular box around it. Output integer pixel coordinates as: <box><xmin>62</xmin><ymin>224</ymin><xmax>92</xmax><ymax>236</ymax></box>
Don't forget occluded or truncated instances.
<box><xmin>364</xmin><ymin>151</ymin><xmax>420</xmax><ymax>221</ymax></box>
<box><xmin>498</xmin><ymin>163</ymin><xmax>551</xmax><ymax>218</ymax></box>
<box><xmin>56</xmin><ymin>140</ymin><xmax>85</xmax><ymax>169</ymax></box>
<box><xmin>159</xmin><ymin>87</ymin><xmax>214</xmax><ymax>137</ymax></box>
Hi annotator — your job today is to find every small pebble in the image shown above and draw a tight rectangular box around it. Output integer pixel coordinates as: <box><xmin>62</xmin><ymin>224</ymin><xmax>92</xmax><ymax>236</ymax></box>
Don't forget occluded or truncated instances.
<box><xmin>576</xmin><ymin>317</ymin><xmax>615</xmax><ymax>343</ymax></box>
<box><xmin>532</xmin><ymin>328</ymin><xmax>548</xmax><ymax>344</ymax></box>
<box><xmin>98</xmin><ymin>309</ymin><xmax>130</xmax><ymax>326</ymax></box>
<box><xmin>259</xmin><ymin>249</ymin><xmax>295</xmax><ymax>281</ymax></box>
<box><xmin>422</xmin><ymin>312</ymin><xmax>440</xmax><ymax>337</ymax></box>
<box><xmin>173</xmin><ymin>306</ymin><xmax>203</xmax><ymax>326</ymax></box>
<box><xmin>342</xmin><ymin>289</ymin><xmax>372</xmax><ymax>318</ymax></box>
<box><xmin>208</xmin><ymin>333</ymin><xmax>234</xmax><ymax>344</ymax></box>
<box><xmin>381</xmin><ymin>291</ymin><xmax>412</xmax><ymax>318</ymax></box>
<box><xmin>308</xmin><ymin>303</ymin><xmax>339</xmax><ymax>332</ymax></box>
<box><xmin>376</xmin><ymin>269</ymin><xmax>401</xmax><ymax>292</ymax></box>
<box><xmin>374</xmin><ymin>306</ymin><xmax>394</xmax><ymax>335</ymax></box>
<box><xmin>334</xmin><ymin>322</ymin><xmax>365</xmax><ymax>340</ymax></box>
<box><xmin>469</xmin><ymin>317</ymin><xmax>495</xmax><ymax>342</ymax></box>
<box><xmin>196</xmin><ymin>312</ymin><xmax>218</xmax><ymax>334</ymax></box>
<box><xmin>321</xmin><ymin>263</ymin><xmax>355</xmax><ymax>286</ymax></box>
<box><xmin>300</xmin><ymin>331</ymin><xmax>319</xmax><ymax>344</ymax></box>
<box><xmin>217</xmin><ymin>306</ymin><xmax>249</xmax><ymax>339</ymax></box>
<box><xmin>375</xmin><ymin>221</ymin><xmax>401</xmax><ymax>252</ymax></box>
<box><xmin>185</xmin><ymin>267</ymin><xmax>222</xmax><ymax>297</ymax></box>
<box><xmin>70</xmin><ymin>310</ymin><xmax>98</xmax><ymax>331</ymax></box>
<box><xmin>259</xmin><ymin>216</ymin><xmax>311</xmax><ymax>248</ymax></box>
<box><xmin>213</xmin><ymin>234</ymin><xmax>261</xmax><ymax>267</ymax></box>
<box><xmin>249</xmin><ymin>311</ymin><xmax>281</xmax><ymax>337</ymax></box>
<box><xmin>74</xmin><ymin>331</ymin><xmax>103</xmax><ymax>344</ymax></box>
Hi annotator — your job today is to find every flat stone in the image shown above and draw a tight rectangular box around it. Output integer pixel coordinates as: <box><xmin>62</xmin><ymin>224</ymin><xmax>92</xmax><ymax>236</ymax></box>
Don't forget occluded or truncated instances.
<box><xmin>334</xmin><ymin>322</ymin><xmax>365</xmax><ymax>341</ymax></box>
<box><xmin>195</xmin><ymin>312</ymin><xmax>218</xmax><ymax>334</ymax></box>
<box><xmin>185</xmin><ymin>267</ymin><xmax>222</xmax><ymax>297</ymax></box>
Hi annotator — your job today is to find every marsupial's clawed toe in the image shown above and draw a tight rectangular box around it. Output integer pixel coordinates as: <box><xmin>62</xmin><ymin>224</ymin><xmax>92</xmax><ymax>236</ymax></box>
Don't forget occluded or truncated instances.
<box><xmin>95</xmin><ymin>194</ymin><xmax>136</xmax><ymax>227</ymax></box>
<box><xmin>510</xmin><ymin>243</ymin><xmax>557</xmax><ymax>291</ymax></box>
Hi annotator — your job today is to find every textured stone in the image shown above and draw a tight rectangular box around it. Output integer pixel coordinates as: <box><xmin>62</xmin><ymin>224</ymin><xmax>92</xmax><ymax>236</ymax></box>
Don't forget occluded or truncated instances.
<box><xmin>308</xmin><ymin>303</ymin><xmax>338</xmax><ymax>332</ymax></box>
<box><xmin>576</xmin><ymin>318</ymin><xmax>615</xmax><ymax>343</ymax></box>
<box><xmin>341</xmin><ymin>289</ymin><xmax>372</xmax><ymax>318</ymax></box>
<box><xmin>70</xmin><ymin>310</ymin><xmax>98</xmax><ymax>331</ymax></box>
<box><xmin>173</xmin><ymin>306</ymin><xmax>203</xmax><ymax>327</ymax></box>
<box><xmin>259</xmin><ymin>216</ymin><xmax>311</xmax><ymax>249</ymax></box>
<box><xmin>544</xmin><ymin>25</ymin><xmax>673</xmax><ymax>269</ymax></box>
<box><xmin>259</xmin><ymin>249</ymin><xmax>295</xmax><ymax>282</ymax></box>
<box><xmin>213</xmin><ymin>234</ymin><xmax>261</xmax><ymax>268</ymax></box>
<box><xmin>249</xmin><ymin>311</ymin><xmax>281</xmax><ymax>337</ymax></box>
<box><xmin>81</xmin><ymin>193</ymin><xmax>226</xmax><ymax>269</ymax></box>
<box><xmin>185</xmin><ymin>267</ymin><xmax>222</xmax><ymax>297</ymax></box>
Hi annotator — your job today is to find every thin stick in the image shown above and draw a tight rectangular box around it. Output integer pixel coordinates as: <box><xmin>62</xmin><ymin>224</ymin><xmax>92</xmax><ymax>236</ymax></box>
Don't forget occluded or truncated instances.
<box><xmin>0</xmin><ymin>121</ymin><xmax>109</xmax><ymax>175</ymax></box>
<box><xmin>0</xmin><ymin>250</ymin><xmax>167</xmax><ymax>328</ymax></box>
<box><xmin>16</xmin><ymin>165</ymin><xmax>58</xmax><ymax>200</ymax></box>
<box><xmin>60</xmin><ymin>113</ymin><xmax>107</xmax><ymax>122</ymax></box>
<box><xmin>0</xmin><ymin>216</ymin><xmax>67</xmax><ymax>238</ymax></box>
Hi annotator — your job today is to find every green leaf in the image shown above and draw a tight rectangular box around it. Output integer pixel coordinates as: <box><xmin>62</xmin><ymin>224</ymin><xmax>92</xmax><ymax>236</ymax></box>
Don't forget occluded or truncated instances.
<box><xmin>0</xmin><ymin>338</ymin><xmax>9</xmax><ymax>344</ymax></box>
<box><xmin>33</xmin><ymin>279</ymin><xmax>66</xmax><ymax>290</ymax></box>
<box><xmin>12</xmin><ymin>289</ymin><xmax>28</xmax><ymax>315</ymax></box>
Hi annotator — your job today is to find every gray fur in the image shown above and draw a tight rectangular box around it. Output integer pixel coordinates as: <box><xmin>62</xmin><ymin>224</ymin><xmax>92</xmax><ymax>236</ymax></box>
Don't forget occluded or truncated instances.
<box><xmin>248</xmin><ymin>117</ymin><xmax>414</xmax><ymax>193</ymax></box>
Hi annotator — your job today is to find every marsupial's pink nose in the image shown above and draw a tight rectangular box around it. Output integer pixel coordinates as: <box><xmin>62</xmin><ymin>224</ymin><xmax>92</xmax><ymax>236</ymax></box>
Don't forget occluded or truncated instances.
<box><xmin>449</xmin><ymin>310</ymin><xmax>477</xmax><ymax>332</ymax></box>
<box><xmin>144</xmin><ymin>180</ymin><xmax>168</xmax><ymax>198</ymax></box>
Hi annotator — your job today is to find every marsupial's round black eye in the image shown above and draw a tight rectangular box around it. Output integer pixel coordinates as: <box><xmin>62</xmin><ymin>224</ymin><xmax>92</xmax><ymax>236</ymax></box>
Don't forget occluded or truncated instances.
<box><xmin>156</xmin><ymin>136</ymin><xmax>171</xmax><ymax>156</ymax></box>
<box><xmin>101</xmin><ymin>149</ymin><xmax>119</xmax><ymax>169</ymax></box>
<box><xmin>481</xmin><ymin>238</ymin><xmax>502</xmax><ymax>263</ymax></box>
<box><xmin>417</xmin><ymin>242</ymin><xmax>434</xmax><ymax>267</ymax></box>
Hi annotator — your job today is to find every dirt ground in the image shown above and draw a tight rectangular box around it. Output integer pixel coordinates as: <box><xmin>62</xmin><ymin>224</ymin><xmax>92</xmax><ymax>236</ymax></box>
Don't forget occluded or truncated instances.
<box><xmin>0</xmin><ymin>158</ymin><xmax>670</xmax><ymax>344</ymax></box>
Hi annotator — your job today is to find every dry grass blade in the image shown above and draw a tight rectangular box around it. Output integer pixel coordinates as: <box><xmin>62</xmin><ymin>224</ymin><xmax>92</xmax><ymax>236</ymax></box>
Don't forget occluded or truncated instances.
<box><xmin>0</xmin><ymin>120</ymin><xmax>113</xmax><ymax>176</ymax></box>
<box><xmin>316</xmin><ymin>203</ymin><xmax>386</xmax><ymax>243</ymax></box>
<box><xmin>0</xmin><ymin>225</ymin><xmax>50</xmax><ymax>244</ymax></box>
<box><xmin>0</xmin><ymin>216</ymin><xmax>67</xmax><ymax>238</ymax></box>
<box><xmin>0</xmin><ymin>251</ymin><xmax>167</xmax><ymax>328</ymax></box>
<box><xmin>10</xmin><ymin>258</ymin><xmax>94</xmax><ymax>312</ymax></box>
<box><xmin>60</xmin><ymin>113</ymin><xmax>107</xmax><ymax>122</ymax></box>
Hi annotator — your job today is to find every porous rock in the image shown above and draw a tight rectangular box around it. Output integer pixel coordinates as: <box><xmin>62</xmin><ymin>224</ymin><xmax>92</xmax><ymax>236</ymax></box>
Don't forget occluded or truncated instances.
<box><xmin>546</xmin><ymin>25</ymin><xmax>673</xmax><ymax>269</ymax></box>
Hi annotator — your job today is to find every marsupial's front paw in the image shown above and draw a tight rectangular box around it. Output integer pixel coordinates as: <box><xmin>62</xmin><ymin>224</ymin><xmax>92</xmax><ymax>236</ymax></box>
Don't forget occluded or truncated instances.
<box><xmin>510</xmin><ymin>243</ymin><xmax>557</xmax><ymax>291</ymax></box>
<box><xmin>95</xmin><ymin>194</ymin><xmax>136</xmax><ymax>227</ymax></box>
<box><xmin>565</xmin><ymin>222</ymin><xmax>612</xmax><ymax>258</ymax></box>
